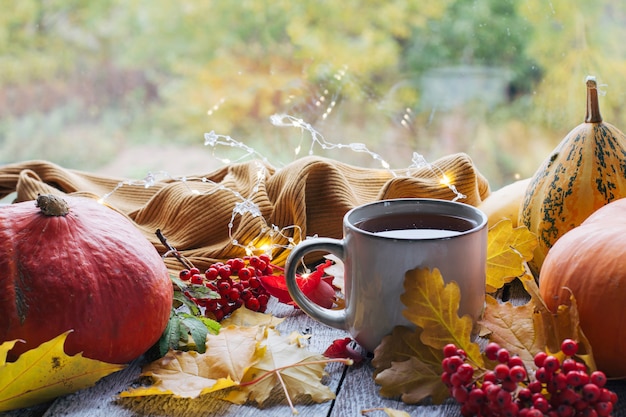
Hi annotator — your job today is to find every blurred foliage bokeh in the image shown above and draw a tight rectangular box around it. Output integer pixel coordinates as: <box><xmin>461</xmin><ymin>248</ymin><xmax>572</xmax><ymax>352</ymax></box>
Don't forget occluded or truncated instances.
<box><xmin>1</xmin><ymin>0</ymin><xmax>626</xmax><ymax>188</ymax></box>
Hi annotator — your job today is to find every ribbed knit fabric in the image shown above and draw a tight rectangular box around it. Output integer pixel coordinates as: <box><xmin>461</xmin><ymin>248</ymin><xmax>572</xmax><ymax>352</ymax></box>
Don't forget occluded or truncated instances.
<box><xmin>0</xmin><ymin>154</ymin><xmax>490</xmax><ymax>272</ymax></box>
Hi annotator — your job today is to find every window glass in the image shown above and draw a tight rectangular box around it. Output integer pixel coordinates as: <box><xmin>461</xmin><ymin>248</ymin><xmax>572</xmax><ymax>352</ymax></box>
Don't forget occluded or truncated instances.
<box><xmin>1</xmin><ymin>0</ymin><xmax>625</xmax><ymax>188</ymax></box>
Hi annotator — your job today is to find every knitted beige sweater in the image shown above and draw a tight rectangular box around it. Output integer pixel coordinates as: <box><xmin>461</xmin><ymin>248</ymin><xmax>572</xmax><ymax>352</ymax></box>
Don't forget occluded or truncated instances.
<box><xmin>0</xmin><ymin>154</ymin><xmax>490</xmax><ymax>272</ymax></box>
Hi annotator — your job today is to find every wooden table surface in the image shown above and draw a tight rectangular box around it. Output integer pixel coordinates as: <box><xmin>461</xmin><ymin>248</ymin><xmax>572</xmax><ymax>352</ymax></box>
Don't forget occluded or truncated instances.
<box><xmin>2</xmin><ymin>296</ymin><xmax>626</xmax><ymax>417</ymax></box>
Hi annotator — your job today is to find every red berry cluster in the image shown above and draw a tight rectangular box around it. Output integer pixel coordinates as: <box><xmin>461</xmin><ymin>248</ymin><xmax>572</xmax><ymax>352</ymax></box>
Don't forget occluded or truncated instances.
<box><xmin>442</xmin><ymin>339</ymin><xmax>618</xmax><ymax>417</ymax></box>
<box><xmin>179</xmin><ymin>255</ymin><xmax>272</xmax><ymax>321</ymax></box>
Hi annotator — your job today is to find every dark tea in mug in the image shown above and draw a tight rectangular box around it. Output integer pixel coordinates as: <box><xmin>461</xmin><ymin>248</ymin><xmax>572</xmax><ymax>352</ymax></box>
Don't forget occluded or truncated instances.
<box><xmin>355</xmin><ymin>212</ymin><xmax>478</xmax><ymax>239</ymax></box>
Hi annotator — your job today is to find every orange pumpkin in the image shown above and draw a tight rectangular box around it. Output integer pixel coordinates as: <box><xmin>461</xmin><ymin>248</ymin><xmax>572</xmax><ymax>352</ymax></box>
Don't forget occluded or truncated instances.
<box><xmin>539</xmin><ymin>197</ymin><xmax>626</xmax><ymax>377</ymax></box>
<box><xmin>0</xmin><ymin>194</ymin><xmax>173</xmax><ymax>364</ymax></box>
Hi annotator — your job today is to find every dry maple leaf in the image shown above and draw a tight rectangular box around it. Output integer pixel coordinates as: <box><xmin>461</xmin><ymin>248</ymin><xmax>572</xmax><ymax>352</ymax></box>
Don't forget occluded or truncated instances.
<box><xmin>486</xmin><ymin>219</ymin><xmax>537</xmax><ymax>292</ymax></box>
<box><xmin>225</xmin><ymin>327</ymin><xmax>336</xmax><ymax>406</ymax></box>
<box><xmin>520</xmin><ymin>274</ymin><xmax>596</xmax><ymax>370</ymax></box>
<box><xmin>0</xmin><ymin>331</ymin><xmax>124</xmax><ymax>412</ymax></box>
<box><xmin>478</xmin><ymin>294</ymin><xmax>546</xmax><ymax>371</ymax></box>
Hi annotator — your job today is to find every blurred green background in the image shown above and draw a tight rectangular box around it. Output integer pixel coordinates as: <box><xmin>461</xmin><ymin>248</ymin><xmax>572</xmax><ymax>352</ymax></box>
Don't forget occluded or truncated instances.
<box><xmin>1</xmin><ymin>0</ymin><xmax>625</xmax><ymax>188</ymax></box>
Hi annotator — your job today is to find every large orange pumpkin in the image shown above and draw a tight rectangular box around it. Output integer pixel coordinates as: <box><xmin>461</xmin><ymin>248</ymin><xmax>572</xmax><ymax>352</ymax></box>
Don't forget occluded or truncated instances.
<box><xmin>539</xmin><ymin>197</ymin><xmax>626</xmax><ymax>377</ymax></box>
<box><xmin>0</xmin><ymin>194</ymin><xmax>173</xmax><ymax>364</ymax></box>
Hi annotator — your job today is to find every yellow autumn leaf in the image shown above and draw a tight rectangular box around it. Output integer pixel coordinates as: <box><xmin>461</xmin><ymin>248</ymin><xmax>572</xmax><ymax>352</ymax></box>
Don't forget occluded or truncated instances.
<box><xmin>400</xmin><ymin>267</ymin><xmax>483</xmax><ymax>367</ymax></box>
<box><xmin>0</xmin><ymin>331</ymin><xmax>124</xmax><ymax>412</ymax></box>
<box><xmin>120</xmin><ymin>325</ymin><xmax>260</xmax><ymax>398</ymax></box>
<box><xmin>220</xmin><ymin>306</ymin><xmax>285</xmax><ymax>328</ymax></box>
<box><xmin>225</xmin><ymin>327</ymin><xmax>335</xmax><ymax>406</ymax></box>
<box><xmin>486</xmin><ymin>219</ymin><xmax>537</xmax><ymax>292</ymax></box>
<box><xmin>374</xmin><ymin>357</ymin><xmax>447</xmax><ymax>405</ymax></box>
<box><xmin>372</xmin><ymin>326</ymin><xmax>448</xmax><ymax>404</ymax></box>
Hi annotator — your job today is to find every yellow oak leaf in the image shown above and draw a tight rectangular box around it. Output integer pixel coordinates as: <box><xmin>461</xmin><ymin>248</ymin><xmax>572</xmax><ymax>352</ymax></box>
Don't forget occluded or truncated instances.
<box><xmin>0</xmin><ymin>331</ymin><xmax>124</xmax><ymax>412</ymax></box>
<box><xmin>374</xmin><ymin>357</ymin><xmax>448</xmax><ymax>405</ymax></box>
<box><xmin>486</xmin><ymin>219</ymin><xmax>537</xmax><ymax>292</ymax></box>
<box><xmin>479</xmin><ymin>295</ymin><xmax>546</xmax><ymax>371</ymax></box>
<box><xmin>372</xmin><ymin>326</ymin><xmax>448</xmax><ymax>404</ymax></box>
<box><xmin>120</xmin><ymin>325</ymin><xmax>260</xmax><ymax>398</ymax></box>
<box><xmin>372</xmin><ymin>326</ymin><xmax>441</xmax><ymax>377</ymax></box>
<box><xmin>225</xmin><ymin>327</ymin><xmax>335</xmax><ymax>406</ymax></box>
<box><xmin>400</xmin><ymin>267</ymin><xmax>483</xmax><ymax>367</ymax></box>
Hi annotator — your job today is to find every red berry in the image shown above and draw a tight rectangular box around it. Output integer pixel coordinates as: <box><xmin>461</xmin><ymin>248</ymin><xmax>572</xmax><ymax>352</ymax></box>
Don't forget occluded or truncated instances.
<box><xmin>205</xmin><ymin>267</ymin><xmax>219</xmax><ymax>280</ymax></box>
<box><xmin>456</xmin><ymin>363</ymin><xmax>474</xmax><ymax>383</ymax></box>
<box><xmin>533</xmin><ymin>396</ymin><xmax>550</xmax><ymax>413</ymax></box>
<box><xmin>443</xmin><ymin>344</ymin><xmax>458</xmax><ymax>358</ymax></box>
<box><xmin>179</xmin><ymin>269</ymin><xmax>192</xmax><ymax>280</ymax></box>
<box><xmin>191</xmin><ymin>274</ymin><xmax>203</xmax><ymax>285</ymax></box>
<box><xmin>561</xmin><ymin>338</ymin><xmax>579</xmax><ymax>356</ymax></box>
<box><xmin>468</xmin><ymin>388</ymin><xmax>485</xmax><ymax>407</ymax></box>
<box><xmin>507</xmin><ymin>355</ymin><xmax>524</xmax><ymax>368</ymax></box>
<box><xmin>582</xmin><ymin>383</ymin><xmax>602</xmax><ymax>403</ymax></box>
<box><xmin>452</xmin><ymin>386</ymin><xmax>469</xmax><ymax>403</ymax></box>
<box><xmin>494</xmin><ymin>363</ymin><xmax>510</xmax><ymax>381</ymax></box>
<box><xmin>238</xmin><ymin>268</ymin><xmax>252</xmax><ymax>281</ymax></box>
<box><xmin>483</xmin><ymin>370</ymin><xmax>497</xmax><ymax>383</ymax></box>
<box><xmin>543</xmin><ymin>355</ymin><xmax>560</xmax><ymax>373</ymax></box>
<box><xmin>227</xmin><ymin>288</ymin><xmax>241</xmax><ymax>301</ymax></box>
<box><xmin>509</xmin><ymin>365</ymin><xmax>527</xmax><ymax>383</ymax></box>
<box><xmin>211</xmin><ymin>309</ymin><xmax>225</xmax><ymax>321</ymax></box>
<box><xmin>443</xmin><ymin>356</ymin><xmax>464</xmax><ymax>374</ymax></box>
<box><xmin>217</xmin><ymin>281</ymin><xmax>231</xmax><ymax>294</ymax></box>
<box><xmin>590</xmin><ymin>371</ymin><xmax>607</xmax><ymax>388</ymax></box>
<box><xmin>496</xmin><ymin>348</ymin><xmax>510</xmax><ymax>363</ymax></box>
<box><xmin>206</xmin><ymin>299</ymin><xmax>219</xmax><ymax>311</ymax></box>
<box><xmin>595</xmin><ymin>401</ymin><xmax>613</xmax><ymax>416</ymax></box>
<box><xmin>189</xmin><ymin>267</ymin><xmax>200</xmax><ymax>276</ymax></box>
<box><xmin>562</xmin><ymin>358</ymin><xmax>578</xmax><ymax>373</ymax></box>
<box><xmin>527</xmin><ymin>380</ymin><xmax>542</xmax><ymax>393</ymax></box>
<box><xmin>218</xmin><ymin>265</ymin><xmax>232</xmax><ymax>279</ymax></box>
<box><xmin>245</xmin><ymin>297</ymin><xmax>261</xmax><ymax>311</ymax></box>
<box><xmin>257</xmin><ymin>293</ymin><xmax>269</xmax><ymax>306</ymax></box>
<box><xmin>534</xmin><ymin>351</ymin><xmax>548</xmax><ymax>367</ymax></box>
<box><xmin>496</xmin><ymin>389</ymin><xmax>512</xmax><ymax>407</ymax></box>
<box><xmin>485</xmin><ymin>342</ymin><xmax>501</xmax><ymax>361</ymax></box>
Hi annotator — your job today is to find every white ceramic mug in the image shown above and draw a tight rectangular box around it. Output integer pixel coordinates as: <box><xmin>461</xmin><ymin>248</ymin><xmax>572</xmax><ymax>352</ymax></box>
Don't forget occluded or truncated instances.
<box><xmin>285</xmin><ymin>198</ymin><xmax>488</xmax><ymax>352</ymax></box>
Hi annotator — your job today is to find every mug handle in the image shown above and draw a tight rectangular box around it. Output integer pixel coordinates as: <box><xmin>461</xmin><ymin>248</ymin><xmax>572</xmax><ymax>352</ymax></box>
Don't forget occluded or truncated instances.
<box><xmin>284</xmin><ymin>238</ymin><xmax>348</xmax><ymax>330</ymax></box>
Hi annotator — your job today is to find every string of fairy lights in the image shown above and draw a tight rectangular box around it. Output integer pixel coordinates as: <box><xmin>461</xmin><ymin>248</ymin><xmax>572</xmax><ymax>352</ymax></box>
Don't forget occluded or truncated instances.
<box><xmin>97</xmin><ymin>115</ymin><xmax>465</xmax><ymax>259</ymax></box>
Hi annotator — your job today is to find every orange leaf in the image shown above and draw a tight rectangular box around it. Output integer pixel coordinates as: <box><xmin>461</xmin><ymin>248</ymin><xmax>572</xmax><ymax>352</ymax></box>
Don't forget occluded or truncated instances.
<box><xmin>479</xmin><ymin>295</ymin><xmax>545</xmax><ymax>371</ymax></box>
<box><xmin>0</xmin><ymin>331</ymin><xmax>124</xmax><ymax>412</ymax></box>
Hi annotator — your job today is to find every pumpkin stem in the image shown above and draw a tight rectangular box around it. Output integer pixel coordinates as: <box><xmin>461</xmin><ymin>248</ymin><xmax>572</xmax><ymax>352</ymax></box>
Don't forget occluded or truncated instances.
<box><xmin>585</xmin><ymin>75</ymin><xmax>602</xmax><ymax>123</ymax></box>
<box><xmin>36</xmin><ymin>194</ymin><xmax>70</xmax><ymax>217</ymax></box>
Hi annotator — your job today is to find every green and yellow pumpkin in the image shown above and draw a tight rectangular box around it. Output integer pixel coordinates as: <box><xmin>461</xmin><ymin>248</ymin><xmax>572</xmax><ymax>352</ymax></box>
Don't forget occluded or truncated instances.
<box><xmin>520</xmin><ymin>76</ymin><xmax>626</xmax><ymax>276</ymax></box>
